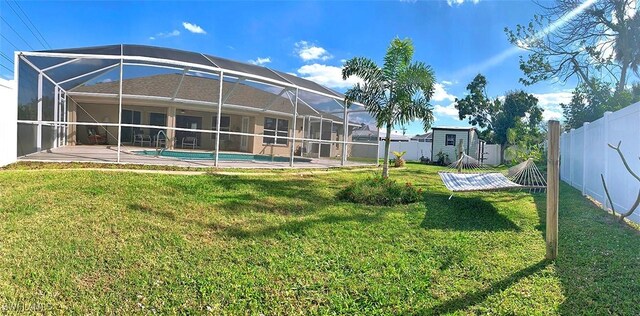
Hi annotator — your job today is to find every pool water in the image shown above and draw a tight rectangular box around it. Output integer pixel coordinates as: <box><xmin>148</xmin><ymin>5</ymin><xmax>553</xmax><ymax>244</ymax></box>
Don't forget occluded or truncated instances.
<box><xmin>133</xmin><ymin>150</ymin><xmax>312</xmax><ymax>163</ymax></box>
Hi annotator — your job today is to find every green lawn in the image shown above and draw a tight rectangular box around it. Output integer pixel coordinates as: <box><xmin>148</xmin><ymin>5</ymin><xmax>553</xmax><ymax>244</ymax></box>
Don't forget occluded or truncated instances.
<box><xmin>0</xmin><ymin>163</ymin><xmax>638</xmax><ymax>314</ymax></box>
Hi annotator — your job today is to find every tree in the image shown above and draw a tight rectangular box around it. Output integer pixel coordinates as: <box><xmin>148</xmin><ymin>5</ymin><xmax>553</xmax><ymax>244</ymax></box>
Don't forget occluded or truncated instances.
<box><xmin>342</xmin><ymin>38</ymin><xmax>436</xmax><ymax>178</ymax></box>
<box><xmin>505</xmin><ymin>120</ymin><xmax>546</xmax><ymax>163</ymax></box>
<box><xmin>455</xmin><ymin>74</ymin><xmax>543</xmax><ymax>162</ymax></box>
<box><xmin>561</xmin><ymin>80</ymin><xmax>640</xmax><ymax>130</ymax></box>
<box><xmin>505</xmin><ymin>0</ymin><xmax>640</xmax><ymax>96</ymax></box>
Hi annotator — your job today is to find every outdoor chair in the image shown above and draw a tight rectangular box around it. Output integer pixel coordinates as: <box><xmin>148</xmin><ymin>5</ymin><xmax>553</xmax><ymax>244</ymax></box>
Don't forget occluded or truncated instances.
<box><xmin>182</xmin><ymin>136</ymin><xmax>197</xmax><ymax>149</ymax></box>
<box><xmin>87</xmin><ymin>127</ymin><xmax>107</xmax><ymax>145</ymax></box>
<box><xmin>133</xmin><ymin>133</ymin><xmax>152</xmax><ymax>146</ymax></box>
<box><xmin>153</xmin><ymin>134</ymin><xmax>167</xmax><ymax>148</ymax></box>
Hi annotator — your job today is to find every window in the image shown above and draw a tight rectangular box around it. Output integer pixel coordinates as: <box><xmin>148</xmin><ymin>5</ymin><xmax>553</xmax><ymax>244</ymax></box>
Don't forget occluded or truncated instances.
<box><xmin>445</xmin><ymin>134</ymin><xmax>456</xmax><ymax>146</ymax></box>
<box><xmin>149</xmin><ymin>113</ymin><xmax>166</xmax><ymax>138</ymax></box>
<box><xmin>211</xmin><ymin>114</ymin><xmax>231</xmax><ymax>140</ymax></box>
<box><xmin>263</xmin><ymin>117</ymin><xmax>288</xmax><ymax>145</ymax></box>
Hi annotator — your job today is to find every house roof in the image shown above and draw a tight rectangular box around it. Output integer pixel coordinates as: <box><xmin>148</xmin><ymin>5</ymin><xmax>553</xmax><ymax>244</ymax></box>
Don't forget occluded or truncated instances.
<box><xmin>411</xmin><ymin>132</ymin><xmax>432</xmax><ymax>140</ymax></box>
<box><xmin>71</xmin><ymin>73</ymin><xmax>345</xmax><ymax>121</ymax></box>
<box><xmin>25</xmin><ymin>44</ymin><xmax>344</xmax><ymax>101</ymax></box>
<box><xmin>431</xmin><ymin>126</ymin><xmax>476</xmax><ymax>131</ymax></box>
<box><xmin>352</xmin><ymin>124</ymin><xmax>410</xmax><ymax>141</ymax></box>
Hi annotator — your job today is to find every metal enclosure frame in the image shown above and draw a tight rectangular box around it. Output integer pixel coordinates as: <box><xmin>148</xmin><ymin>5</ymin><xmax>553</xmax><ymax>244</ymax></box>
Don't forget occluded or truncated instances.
<box><xmin>14</xmin><ymin>45</ymin><xmax>381</xmax><ymax>167</ymax></box>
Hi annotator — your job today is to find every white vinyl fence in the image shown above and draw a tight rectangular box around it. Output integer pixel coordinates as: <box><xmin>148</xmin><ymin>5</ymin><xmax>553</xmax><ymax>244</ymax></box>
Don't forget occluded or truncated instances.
<box><xmin>483</xmin><ymin>144</ymin><xmax>501</xmax><ymax>166</ymax></box>
<box><xmin>560</xmin><ymin>101</ymin><xmax>640</xmax><ymax>224</ymax></box>
<box><xmin>379</xmin><ymin>141</ymin><xmax>432</xmax><ymax>161</ymax></box>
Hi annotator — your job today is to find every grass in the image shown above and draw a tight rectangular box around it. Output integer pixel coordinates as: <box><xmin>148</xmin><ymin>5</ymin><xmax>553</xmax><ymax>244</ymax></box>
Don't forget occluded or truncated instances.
<box><xmin>0</xmin><ymin>163</ymin><xmax>638</xmax><ymax>314</ymax></box>
<box><xmin>2</xmin><ymin>161</ymin><xmax>377</xmax><ymax>174</ymax></box>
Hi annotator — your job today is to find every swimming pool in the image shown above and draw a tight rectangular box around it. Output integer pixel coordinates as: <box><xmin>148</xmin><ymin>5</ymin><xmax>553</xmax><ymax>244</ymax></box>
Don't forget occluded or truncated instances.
<box><xmin>132</xmin><ymin>150</ymin><xmax>312</xmax><ymax>163</ymax></box>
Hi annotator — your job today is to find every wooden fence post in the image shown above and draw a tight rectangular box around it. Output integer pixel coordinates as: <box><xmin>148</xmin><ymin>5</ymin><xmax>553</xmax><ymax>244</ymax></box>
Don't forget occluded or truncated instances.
<box><xmin>546</xmin><ymin>120</ymin><xmax>560</xmax><ymax>260</ymax></box>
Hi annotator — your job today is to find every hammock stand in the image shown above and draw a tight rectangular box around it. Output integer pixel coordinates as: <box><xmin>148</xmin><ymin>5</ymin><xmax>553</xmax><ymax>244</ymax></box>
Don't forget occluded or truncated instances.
<box><xmin>439</xmin><ymin>153</ymin><xmax>547</xmax><ymax>198</ymax></box>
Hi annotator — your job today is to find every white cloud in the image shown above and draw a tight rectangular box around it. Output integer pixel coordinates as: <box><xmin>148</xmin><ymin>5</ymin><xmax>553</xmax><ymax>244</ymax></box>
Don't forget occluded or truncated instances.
<box><xmin>433</xmin><ymin>102</ymin><xmax>459</xmax><ymax>119</ymax></box>
<box><xmin>431</xmin><ymin>90</ymin><xmax>571</xmax><ymax>122</ymax></box>
<box><xmin>295</xmin><ymin>41</ymin><xmax>333</xmax><ymax>62</ymax></box>
<box><xmin>532</xmin><ymin>91</ymin><xmax>573</xmax><ymax>107</ymax></box>
<box><xmin>432</xmin><ymin>83</ymin><xmax>457</xmax><ymax>102</ymax></box>
<box><xmin>296</xmin><ymin>63</ymin><xmax>362</xmax><ymax>89</ymax></box>
<box><xmin>441</xmin><ymin>80</ymin><xmax>455</xmax><ymax>85</ymax></box>
<box><xmin>532</xmin><ymin>91</ymin><xmax>572</xmax><ymax>121</ymax></box>
<box><xmin>248</xmin><ymin>57</ymin><xmax>271</xmax><ymax>66</ymax></box>
<box><xmin>149</xmin><ymin>29</ymin><xmax>180</xmax><ymax>40</ymax></box>
<box><xmin>447</xmin><ymin>0</ymin><xmax>480</xmax><ymax>6</ymax></box>
<box><xmin>542</xmin><ymin>109</ymin><xmax>563</xmax><ymax>121</ymax></box>
<box><xmin>182</xmin><ymin>22</ymin><xmax>207</xmax><ymax>34</ymax></box>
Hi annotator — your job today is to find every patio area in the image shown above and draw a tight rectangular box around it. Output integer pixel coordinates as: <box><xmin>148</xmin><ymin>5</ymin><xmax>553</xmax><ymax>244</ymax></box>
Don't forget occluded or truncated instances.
<box><xmin>18</xmin><ymin>145</ymin><xmax>371</xmax><ymax>169</ymax></box>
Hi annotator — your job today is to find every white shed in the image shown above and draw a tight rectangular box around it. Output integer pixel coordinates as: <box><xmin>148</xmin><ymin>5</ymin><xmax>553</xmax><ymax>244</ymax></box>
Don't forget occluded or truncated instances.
<box><xmin>430</xmin><ymin>126</ymin><xmax>482</xmax><ymax>163</ymax></box>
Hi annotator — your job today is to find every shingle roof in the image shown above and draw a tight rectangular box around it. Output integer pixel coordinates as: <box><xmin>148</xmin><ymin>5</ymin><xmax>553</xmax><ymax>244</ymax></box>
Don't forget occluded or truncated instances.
<box><xmin>32</xmin><ymin>44</ymin><xmax>345</xmax><ymax>100</ymax></box>
<box><xmin>71</xmin><ymin>73</ymin><xmax>343</xmax><ymax>120</ymax></box>
<box><xmin>411</xmin><ymin>132</ymin><xmax>433</xmax><ymax>140</ymax></box>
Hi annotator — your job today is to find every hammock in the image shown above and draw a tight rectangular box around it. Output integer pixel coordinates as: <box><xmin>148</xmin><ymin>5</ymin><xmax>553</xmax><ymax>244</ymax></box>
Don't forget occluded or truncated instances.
<box><xmin>439</xmin><ymin>172</ymin><xmax>523</xmax><ymax>192</ymax></box>
<box><xmin>439</xmin><ymin>153</ymin><xmax>546</xmax><ymax>193</ymax></box>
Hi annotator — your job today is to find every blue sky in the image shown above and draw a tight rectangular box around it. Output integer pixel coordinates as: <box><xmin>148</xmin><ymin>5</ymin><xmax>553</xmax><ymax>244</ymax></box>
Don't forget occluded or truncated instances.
<box><xmin>1</xmin><ymin>0</ymin><xmax>580</xmax><ymax>135</ymax></box>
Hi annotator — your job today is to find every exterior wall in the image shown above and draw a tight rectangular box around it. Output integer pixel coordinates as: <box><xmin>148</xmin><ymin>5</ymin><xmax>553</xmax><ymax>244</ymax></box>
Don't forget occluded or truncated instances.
<box><xmin>71</xmin><ymin>100</ymin><xmax>319</xmax><ymax>157</ymax></box>
<box><xmin>251</xmin><ymin>112</ymin><xmax>304</xmax><ymax>157</ymax></box>
<box><xmin>469</xmin><ymin>129</ymin><xmax>480</xmax><ymax>159</ymax></box>
<box><xmin>431</xmin><ymin>129</ymin><xmax>470</xmax><ymax>163</ymax></box>
<box><xmin>0</xmin><ymin>80</ymin><xmax>17</xmax><ymax>166</ymax></box>
<box><xmin>303</xmin><ymin>120</ymin><xmax>348</xmax><ymax>158</ymax></box>
<box><xmin>74</xmin><ymin>103</ymin><xmax>120</xmax><ymax>145</ymax></box>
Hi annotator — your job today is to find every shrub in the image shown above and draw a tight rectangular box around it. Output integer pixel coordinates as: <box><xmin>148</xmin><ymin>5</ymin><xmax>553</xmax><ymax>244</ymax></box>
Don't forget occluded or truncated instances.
<box><xmin>435</xmin><ymin>151</ymin><xmax>449</xmax><ymax>166</ymax></box>
<box><xmin>337</xmin><ymin>176</ymin><xmax>423</xmax><ymax>206</ymax></box>
<box><xmin>392</xmin><ymin>151</ymin><xmax>406</xmax><ymax>167</ymax></box>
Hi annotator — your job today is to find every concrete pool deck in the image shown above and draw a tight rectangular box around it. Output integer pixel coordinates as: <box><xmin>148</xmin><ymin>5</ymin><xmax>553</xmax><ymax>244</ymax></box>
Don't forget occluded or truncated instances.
<box><xmin>18</xmin><ymin>146</ymin><xmax>374</xmax><ymax>169</ymax></box>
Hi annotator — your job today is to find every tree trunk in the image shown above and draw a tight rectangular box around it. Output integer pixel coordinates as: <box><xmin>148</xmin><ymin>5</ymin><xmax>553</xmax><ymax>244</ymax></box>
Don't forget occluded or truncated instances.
<box><xmin>382</xmin><ymin>123</ymin><xmax>392</xmax><ymax>178</ymax></box>
<box><xmin>499</xmin><ymin>142</ymin><xmax>506</xmax><ymax>165</ymax></box>
<box><xmin>616</xmin><ymin>64</ymin><xmax>628</xmax><ymax>96</ymax></box>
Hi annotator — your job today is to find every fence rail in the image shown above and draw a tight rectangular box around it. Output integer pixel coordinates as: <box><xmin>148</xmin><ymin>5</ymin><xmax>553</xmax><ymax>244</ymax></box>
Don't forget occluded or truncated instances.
<box><xmin>560</xmin><ymin>101</ymin><xmax>640</xmax><ymax>224</ymax></box>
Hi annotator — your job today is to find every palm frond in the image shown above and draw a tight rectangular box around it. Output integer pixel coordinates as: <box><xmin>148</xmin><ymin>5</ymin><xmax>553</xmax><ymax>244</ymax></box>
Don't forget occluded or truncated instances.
<box><xmin>342</xmin><ymin>57</ymin><xmax>384</xmax><ymax>83</ymax></box>
<box><xmin>342</xmin><ymin>38</ymin><xmax>436</xmax><ymax>135</ymax></box>
<box><xmin>383</xmin><ymin>38</ymin><xmax>414</xmax><ymax>81</ymax></box>
<box><xmin>397</xmin><ymin>62</ymin><xmax>436</xmax><ymax>99</ymax></box>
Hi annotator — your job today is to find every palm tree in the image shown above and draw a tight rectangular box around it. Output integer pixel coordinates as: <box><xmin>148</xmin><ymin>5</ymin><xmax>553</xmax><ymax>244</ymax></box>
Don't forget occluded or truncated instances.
<box><xmin>342</xmin><ymin>38</ymin><xmax>436</xmax><ymax>178</ymax></box>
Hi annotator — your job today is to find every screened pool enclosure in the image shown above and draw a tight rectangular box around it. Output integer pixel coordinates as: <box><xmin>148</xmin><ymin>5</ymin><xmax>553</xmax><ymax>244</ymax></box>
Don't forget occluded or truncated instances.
<box><xmin>15</xmin><ymin>45</ymin><xmax>380</xmax><ymax>168</ymax></box>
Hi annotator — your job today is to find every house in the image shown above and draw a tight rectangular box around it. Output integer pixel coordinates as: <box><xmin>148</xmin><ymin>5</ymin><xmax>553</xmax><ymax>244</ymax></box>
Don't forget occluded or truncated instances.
<box><xmin>430</xmin><ymin>126</ymin><xmax>484</xmax><ymax>163</ymax></box>
<box><xmin>352</xmin><ymin>124</ymin><xmax>411</xmax><ymax>142</ymax></box>
<box><xmin>410</xmin><ymin>132</ymin><xmax>432</xmax><ymax>142</ymax></box>
<box><xmin>10</xmin><ymin>44</ymin><xmax>381</xmax><ymax>167</ymax></box>
<box><xmin>66</xmin><ymin>73</ymin><xmax>348</xmax><ymax>158</ymax></box>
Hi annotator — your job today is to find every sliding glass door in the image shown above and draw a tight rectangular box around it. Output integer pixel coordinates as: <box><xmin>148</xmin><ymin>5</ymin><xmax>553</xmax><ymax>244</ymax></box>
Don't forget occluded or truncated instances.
<box><xmin>121</xmin><ymin>109</ymin><xmax>141</xmax><ymax>143</ymax></box>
